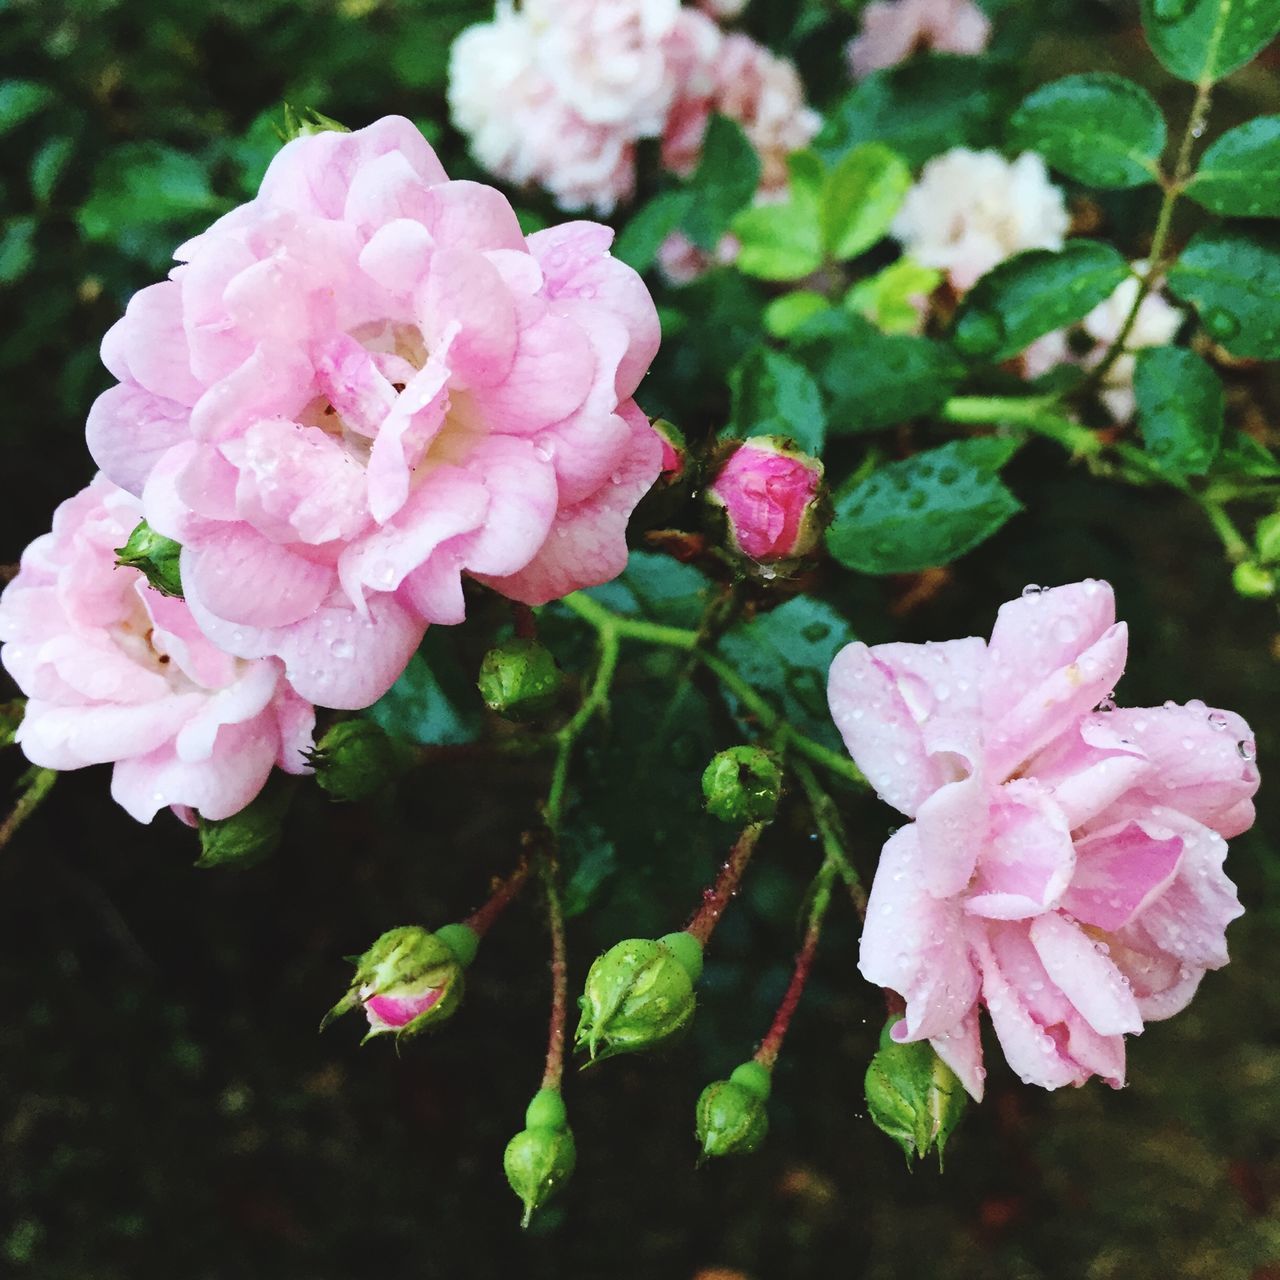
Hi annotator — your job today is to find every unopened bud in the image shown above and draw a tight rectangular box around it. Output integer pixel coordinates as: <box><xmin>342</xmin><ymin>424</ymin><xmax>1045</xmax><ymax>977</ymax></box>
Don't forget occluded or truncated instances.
<box><xmin>695</xmin><ymin>1060</ymin><xmax>771</xmax><ymax>1159</ymax></box>
<box><xmin>281</xmin><ymin>104</ymin><xmax>350</xmax><ymax>139</ymax></box>
<box><xmin>504</xmin><ymin>1088</ymin><xmax>575</xmax><ymax>1227</ymax></box>
<box><xmin>653</xmin><ymin>419</ymin><xmax>690</xmax><ymax>485</ymax></box>
<box><xmin>1232</xmin><ymin>560</ymin><xmax>1276</xmax><ymax>600</ymax></box>
<box><xmin>195</xmin><ymin>776</ymin><xmax>294</xmax><ymax>868</ymax></box>
<box><xmin>308</xmin><ymin>720</ymin><xmax>415</xmax><ymax>803</ymax></box>
<box><xmin>864</xmin><ymin>1016</ymin><xmax>967</xmax><ymax>1164</ymax></box>
<box><xmin>707</xmin><ymin>437</ymin><xmax>825</xmax><ymax>565</ymax></box>
<box><xmin>323</xmin><ymin>923</ymin><xmax>478</xmax><ymax>1043</ymax></box>
<box><xmin>575</xmin><ymin>931</ymin><xmax>703</xmax><ymax>1062</ymax></box>
<box><xmin>477</xmin><ymin>639</ymin><xmax>560</xmax><ymax>721</ymax></box>
<box><xmin>701</xmin><ymin>746</ymin><xmax>782</xmax><ymax>824</ymax></box>
<box><xmin>115</xmin><ymin>520</ymin><xmax>183</xmax><ymax>598</ymax></box>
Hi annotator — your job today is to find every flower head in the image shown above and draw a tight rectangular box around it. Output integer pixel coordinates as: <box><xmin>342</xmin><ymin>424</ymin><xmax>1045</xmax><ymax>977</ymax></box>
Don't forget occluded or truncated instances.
<box><xmin>828</xmin><ymin>581</ymin><xmax>1258</xmax><ymax>1099</ymax></box>
<box><xmin>0</xmin><ymin>476</ymin><xmax>313</xmax><ymax>823</ymax></box>
<box><xmin>86</xmin><ymin>116</ymin><xmax>662</xmax><ymax>710</ymax></box>
<box><xmin>708</xmin><ymin>437</ymin><xmax>824</xmax><ymax>564</ymax></box>
<box><xmin>848</xmin><ymin>0</ymin><xmax>992</xmax><ymax>79</ymax></box>
<box><xmin>892</xmin><ymin>149</ymin><xmax>1069</xmax><ymax>293</ymax></box>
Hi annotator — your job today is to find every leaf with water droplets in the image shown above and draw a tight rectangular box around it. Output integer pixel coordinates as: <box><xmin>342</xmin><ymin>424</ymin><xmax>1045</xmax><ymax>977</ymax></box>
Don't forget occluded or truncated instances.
<box><xmin>727</xmin><ymin>347</ymin><xmax>827</xmax><ymax>455</ymax></box>
<box><xmin>1134</xmin><ymin>347</ymin><xmax>1225</xmax><ymax>477</ymax></box>
<box><xmin>1141</xmin><ymin>0</ymin><xmax>1280</xmax><ymax>84</ymax></box>
<box><xmin>1008</xmin><ymin>74</ymin><xmax>1166</xmax><ymax>189</ymax></box>
<box><xmin>954</xmin><ymin>241</ymin><xmax>1130</xmax><ymax>363</ymax></box>
<box><xmin>1167</xmin><ymin>227</ymin><xmax>1280</xmax><ymax>359</ymax></box>
<box><xmin>1185</xmin><ymin>116</ymin><xmax>1280</xmax><ymax>217</ymax></box>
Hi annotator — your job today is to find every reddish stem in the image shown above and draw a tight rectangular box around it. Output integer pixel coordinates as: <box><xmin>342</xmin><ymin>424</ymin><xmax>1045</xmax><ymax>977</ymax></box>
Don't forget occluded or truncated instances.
<box><xmin>754</xmin><ymin>912</ymin><xmax>823</xmax><ymax>1071</ymax></box>
<box><xmin>539</xmin><ymin>855</ymin><xmax>568</xmax><ymax>1092</ymax></box>
<box><xmin>512</xmin><ymin>603</ymin><xmax>537</xmax><ymax>641</ymax></box>
<box><xmin>685</xmin><ymin>823</ymin><xmax>764</xmax><ymax>946</ymax></box>
<box><xmin>463</xmin><ymin>857</ymin><xmax>532</xmax><ymax>938</ymax></box>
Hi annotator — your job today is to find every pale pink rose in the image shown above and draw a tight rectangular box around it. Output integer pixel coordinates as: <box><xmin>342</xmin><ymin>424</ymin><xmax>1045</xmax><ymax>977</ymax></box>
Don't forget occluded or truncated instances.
<box><xmin>892</xmin><ymin>149</ymin><xmax>1070</xmax><ymax>293</ymax></box>
<box><xmin>86</xmin><ymin>116</ymin><xmax>662</xmax><ymax>710</ymax></box>
<box><xmin>0</xmin><ymin>476</ymin><xmax>314</xmax><ymax>824</ymax></box>
<box><xmin>698</xmin><ymin>0</ymin><xmax>747</xmax><ymax>16</ymax></box>
<box><xmin>709</xmin><ymin>437</ymin><xmax>824</xmax><ymax>562</ymax></box>
<box><xmin>656</xmin><ymin>228</ymin><xmax>741</xmax><ymax>284</ymax></box>
<box><xmin>847</xmin><ymin>0</ymin><xmax>992</xmax><ymax>78</ymax></box>
<box><xmin>663</xmin><ymin>33</ymin><xmax>820</xmax><ymax>194</ymax></box>
<box><xmin>828</xmin><ymin>581</ymin><xmax>1258</xmax><ymax>1099</ymax></box>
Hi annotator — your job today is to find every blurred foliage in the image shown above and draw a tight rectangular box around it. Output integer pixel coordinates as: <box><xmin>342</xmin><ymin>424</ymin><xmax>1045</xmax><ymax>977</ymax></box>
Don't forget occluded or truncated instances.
<box><xmin>1</xmin><ymin>0</ymin><xmax>1280</xmax><ymax>1276</ymax></box>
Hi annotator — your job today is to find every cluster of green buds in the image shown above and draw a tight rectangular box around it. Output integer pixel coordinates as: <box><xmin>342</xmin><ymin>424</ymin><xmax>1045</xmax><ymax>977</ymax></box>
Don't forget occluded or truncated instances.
<box><xmin>701</xmin><ymin>745</ymin><xmax>783</xmax><ymax>825</ymax></box>
<box><xmin>695</xmin><ymin>1060</ymin><xmax>772</xmax><ymax>1161</ymax></box>
<box><xmin>504</xmin><ymin>1088</ymin><xmax>576</xmax><ymax>1228</ymax></box>
<box><xmin>323</xmin><ymin>923</ymin><xmax>480</xmax><ymax>1044</ymax></box>
<box><xmin>864</xmin><ymin>1016</ymin><xmax>968</xmax><ymax>1165</ymax></box>
<box><xmin>477</xmin><ymin>638</ymin><xmax>561</xmax><ymax>721</ymax></box>
<box><xmin>307</xmin><ymin>720</ymin><xmax>416</xmax><ymax>803</ymax></box>
<box><xmin>574</xmin><ymin>931</ymin><xmax>703</xmax><ymax>1062</ymax></box>
<box><xmin>1233</xmin><ymin>512</ymin><xmax>1280</xmax><ymax>599</ymax></box>
<box><xmin>115</xmin><ymin>519</ymin><xmax>183</xmax><ymax>598</ymax></box>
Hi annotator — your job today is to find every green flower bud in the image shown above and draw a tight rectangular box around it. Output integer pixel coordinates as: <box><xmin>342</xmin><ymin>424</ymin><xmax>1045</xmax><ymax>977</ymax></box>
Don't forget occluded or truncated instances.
<box><xmin>477</xmin><ymin>638</ymin><xmax>561</xmax><ymax>721</ymax></box>
<box><xmin>504</xmin><ymin>1089</ymin><xmax>576</xmax><ymax>1228</ymax></box>
<box><xmin>695</xmin><ymin>1061</ymin><xmax>772</xmax><ymax>1160</ymax></box>
<box><xmin>701</xmin><ymin>746</ymin><xmax>782</xmax><ymax>825</ymax></box>
<box><xmin>115</xmin><ymin>519</ymin><xmax>183</xmax><ymax>598</ymax></box>
<box><xmin>864</xmin><ymin>1017</ymin><xmax>968</xmax><ymax>1165</ymax></box>
<box><xmin>1256</xmin><ymin>513</ymin><xmax>1280</xmax><ymax>565</ymax></box>
<box><xmin>574</xmin><ymin>931</ymin><xmax>703</xmax><ymax>1062</ymax></box>
<box><xmin>307</xmin><ymin>719</ymin><xmax>416</xmax><ymax>803</ymax></box>
<box><xmin>1233</xmin><ymin>560</ymin><xmax>1276</xmax><ymax>600</ymax></box>
<box><xmin>195</xmin><ymin>777</ymin><xmax>294</xmax><ymax>869</ymax></box>
<box><xmin>280</xmin><ymin>104</ymin><xmax>350</xmax><ymax>139</ymax></box>
<box><xmin>322</xmin><ymin>923</ymin><xmax>478</xmax><ymax>1043</ymax></box>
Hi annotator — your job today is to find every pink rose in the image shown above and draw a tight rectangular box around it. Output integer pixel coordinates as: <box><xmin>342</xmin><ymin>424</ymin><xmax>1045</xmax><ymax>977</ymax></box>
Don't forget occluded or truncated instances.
<box><xmin>86</xmin><ymin>116</ymin><xmax>662</xmax><ymax>710</ymax></box>
<box><xmin>709</xmin><ymin>438</ymin><xmax>824</xmax><ymax>563</ymax></box>
<box><xmin>828</xmin><ymin>581</ymin><xmax>1258</xmax><ymax>1099</ymax></box>
<box><xmin>0</xmin><ymin>476</ymin><xmax>314</xmax><ymax>823</ymax></box>
<box><xmin>847</xmin><ymin>0</ymin><xmax>991</xmax><ymax>79</ymax></box>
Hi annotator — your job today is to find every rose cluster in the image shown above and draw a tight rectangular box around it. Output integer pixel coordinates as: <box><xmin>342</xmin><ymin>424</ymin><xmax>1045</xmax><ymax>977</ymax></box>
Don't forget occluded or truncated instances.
<box><xmin>0</xmin><ymin>116</ymin><xmax>665</xmax><ymax>824</ymax></box>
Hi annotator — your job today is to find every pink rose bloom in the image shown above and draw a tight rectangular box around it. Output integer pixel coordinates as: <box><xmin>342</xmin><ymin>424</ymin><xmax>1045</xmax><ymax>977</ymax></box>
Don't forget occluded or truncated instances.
<box><xmin>709</xmin><ymin>438</ymin><xmax>824</xmax><ymax>562</ymax></box>
<box><xmin>847</xmin><ymin>0</ymin><xmax>992</xmax><ymax>79</ymax></box>
<box><xmin>828</xmin><ymin>581</ymin><xmax>1258</xmax><ymax>1099</ymax></box>
<box><xmin>86</xmin><ymin>116</ymin><xmax>661</xmax><ymax>710</ymax></box>
<box><xmin>0</xmin><ymin>476</ymin><xmax>314</xmax><ymax>823</ymax></box>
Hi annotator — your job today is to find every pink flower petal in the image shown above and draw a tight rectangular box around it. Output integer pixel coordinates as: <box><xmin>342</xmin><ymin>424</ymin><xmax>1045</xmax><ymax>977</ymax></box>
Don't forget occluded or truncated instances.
<box><xmin>1029</xmin><ymin>912</ymin><xmax>1143</xmax><ymax>1036</ymax></box>
<box><xmin>1059</xmin><ymin>820</ymin><xmax>1182</xmax><ymax>932</ymax></box>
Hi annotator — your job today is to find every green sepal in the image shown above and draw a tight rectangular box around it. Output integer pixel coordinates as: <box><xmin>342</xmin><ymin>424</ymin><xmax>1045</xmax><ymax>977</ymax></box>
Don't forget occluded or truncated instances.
<box><xmin>115</xmin><ymin>519</ymin><xmax>183</xmax><ymax>598</ymax></box>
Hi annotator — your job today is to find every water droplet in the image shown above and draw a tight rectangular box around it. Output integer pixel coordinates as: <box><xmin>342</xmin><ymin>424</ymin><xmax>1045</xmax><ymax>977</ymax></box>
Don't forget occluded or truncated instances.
<box><xmin>1152</xmin><ymin>0</ymin><xmax>1192</xmax><ymax>19</ymax></box>
<box><xmin>533</xmin><ymin>436</ymin><xmax>556</xmax><ymax>462</ymax></box>
<box><xmin>329</xmin><ymin>638</ymin><xmax>354</xmax><ymax>659</ymax></box>
<box><xmin>1237</xmin><ymin>739</ymin><xmax>1256</xmax><ymax>761</ymax></box>
<box><xmin>609</xmin><ymin>471</ymin><xmax>622</xmax><ymax>485</ymax></box>
<box><xmin>955</xmin><ymin>309</ymin><xmax>1003</xmax><ymax>356</ymax></box>
<box><xmin>1095</xmin><ymin>693</ymin><xmax>1117</xmax><ymax>713</ymax></box>
<box><xmin>1022</xmin><ymin>583</ymin><xmax>1045</xmax><ymax>598</ymax></box>
<box><xmin>1204</xmin><ymin>308</ymin><xmax>1240</xmax><ymax>341</ymax></box>
<box><xmin>1207</xmin><ymin>712</ymin><xmax>1228</xmax><ymax>731</ymax></box>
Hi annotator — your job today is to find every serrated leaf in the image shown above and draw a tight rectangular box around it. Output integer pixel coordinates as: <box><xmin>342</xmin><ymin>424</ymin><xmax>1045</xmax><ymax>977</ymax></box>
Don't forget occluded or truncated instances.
<box><xmin>614</xmin><ymin>190</ymin><xmax>694</xmax><ymax>274</ymax></box>
<box><xmin>828</xmin><ymin>438</ymin><xmax>1022</xmax><ymax>574</ymax></box>
<box><xmin>1140</xmin><ymin>0</ymin><xmax>1280</xmax><ymax>84</ymax></box>
<box><xmin>1167</xmin><ymin>227</ymin><xmax>1280</xmax><ymax>359</ymax></box>
<box><xmin>682</xmin><ymin>114</ymin><xmax>762</xmax><ymax>253</ymax></box>
<box><xmin>367</xmin><ymin>634</ymin><xmax>482</xmax><ymax>747</ymax></box>
<box><xmin>821</xmin><ymin>143</ymin><xmax>911</xmax><ymax>261</ymax></box>
<box><xmin>0</xmin><ymin>80</ymin><xmax>54</xmax><ymax>134</ymax></box>
<box><xmin>1185</xmin><ymin>117</ymin><xmax>1280</xmax><ymax>217</ymax></box>
<box><xmin>954</xmin><ymin>241</ymin><xmax>1130</xmax><ymax>363</ymax></box>
<box><xmin>1134</xmin><ymin>347</ymin><xmax>1224</xmax><ymax>476</ymax></box>
<box><xmin>585</xmin><ymin>550</ymin><xmax>712</xmax><ymax>628</ymax></box>
<box><xmin>731</xmin><ymin>151</ymin><xmax>824</xmax><ymax>281</ymax></box>
<box><xmin>727</xmin><ymin>348</ymin><xmax>826</xmax><ymax>454</ymax></box>
<box><xmin>789</xmin><ymin>310</ymin><xmax>963</xmax><ymax>431</ymax></box>
<box><xmin>716</xmin><ymin>597</ymin><xmax>857</xmax><ymax>748</ymax></box>
<box><xmin>1008</xmin><ymin>73</ymin><xmax>1166</xmax><ymax>189</ymax></box>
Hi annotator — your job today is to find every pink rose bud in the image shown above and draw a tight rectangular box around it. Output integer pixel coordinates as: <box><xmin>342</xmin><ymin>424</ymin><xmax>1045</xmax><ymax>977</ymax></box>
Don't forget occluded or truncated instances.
<box><xmin>653</xmin><ymin>419</ymin><xmax>690</xmax><ymax>485</ymax></box>
<box><xmin>708</xmin><ymin>437</ymin><xmax>825</xmax><ymax>563</ymax></box>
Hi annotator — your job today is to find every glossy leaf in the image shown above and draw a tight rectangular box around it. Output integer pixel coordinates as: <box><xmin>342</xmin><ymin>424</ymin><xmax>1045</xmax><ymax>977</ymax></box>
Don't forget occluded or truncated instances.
<box><xmin>727</xmin><ymin>348</ymin><xmax>827</xmax><ymax>454</ymax></box>
<box><xmin>1134</xmin><ymin>347</ymin><xmax>1225</xmax><ymax>475</ymax></box>
<box><xmin>1185</xmin><ymin>117</ymin><xmax>1280</xmax><ymax>217</ymax></box>
<box><xmin>1140</xmin><ymin>0</ymin><xmax>1280</xmax><ymax>84</ymax></box>
<box><xmin>732</xmin><ymin>152</ymin><xmax>824</xmax><ymax>281</ymax></box>
<box><xmin>821</xmin><ymin>143</ymin><xmax>911</xmax><ymax>261</ymax></box>
<box><xmin>1167</xmin><ymin>228</ymin><xmax>1280</xmax><ymax>359</ymax></box>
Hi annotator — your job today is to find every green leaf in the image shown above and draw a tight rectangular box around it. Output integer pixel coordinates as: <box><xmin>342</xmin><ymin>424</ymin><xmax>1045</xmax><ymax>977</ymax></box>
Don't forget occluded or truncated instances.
<box><xmin>614</xmin><ymin>190</ymin><xmax>694</xmax><ymax>274</ymax></box>
<box><xmin>1140</xmin><ymin>0</ymin><xmax>1280</xmax><ymax>84</ymax></box>
<box><xmin>1008</xmin><ymin>73</ymin><xmax>1166</xmax><ymax>189</ymax></box>
<box><xmin>560</xmin><ymin>821</ymin><xmax>619</xmax><ymax>919</ymax></box>
<box><xmin>367</xmin><ymin>634</ymin><xmax>483</xmax><ymax>747</ymax></box>
<box><xmin>763</xmin><ymin>290</ymin><xmax>829</xmax><ymax>338</ymax></box>
<box><xmin>1167</xmin><ymin>227</ymin><xmax>1280</xmax><ymax>359</ymax></box>
<box><xmin>844</xmin><ymin>258</ymin><xmax>941</xmax><ymax>335</ymax></box>
<box><xmin>0</xmin><ymin>80</ymin><xmax>54</xmax><ymax>134</ymax></box>
<box><xmin>716</xmin><ymin>597</ymin><xmax>857</xmax><ymax>748</ymax></box>
<box><xmin>1213</xmin><ymin>430</ymin><xmax>1280</xmax><ymax>478</ymax></box>
<box><xmin>195</xmin><ymin>776</ymin><xmax>296</xmax><ymax>869</ymax></box>
<box><xmin>818</xmin><ymin>56</ymin><xmax>1010</xmax><ymax>168</ymax></box>
<box><xmin>78</xmin><ymin>143</ymin><xmax>222</xmax><ymax>243</ymax></box>
<box><xmin>727</xmin><ymin>348</ymin><xmax>827</xmax><ymax>454</ymax></box>
<box><xmin>30</xmin><ymin>135</ymin><xmax>73</xmax><ymax>204</ymax></box>
<box><xmin>828</xmin><ymin>438</ymin><xmax>1022</xmax><ymax>573</ymax></box>
<box><xmin>682</xmin><ymin>115</ymin><xmax>762</xmax><ymax>253</ymax></box>
<box><xmin>585</xmin><ymin>550</ymin><xmax>712</xmax><ymax>628</ymax></box>
<box><xmin>731</xmin><ymin>151</ymin><xmax>824</xmax><ymax>281</ymax></box>
<box><xmin>1134</xmin><ymin>347</ymin><xmax>1225</xmax><ymax>476</ymax></box>
<box><xmin>1185</xmin><ymin>117</ymin><xmax>1280</xmax><ymax>217</ymax></box>
<box><xmin>953</xmin><ymin>241</ymin><xmax>1130</xmax><ymax>362</ymax></box>
<box><xmin>789</xmin><ymin>310</ymin><xmax>963</xmax><ymax>432</ymax></box>
<box><xmin>821</xmin><ymin>143</ymin><xmax>911</xmax><ymax>261</ymax></box>
<box><xmin>0</xmin><ymin>218</ymin><xmax>36</xmax><ymax>286</ymax></box>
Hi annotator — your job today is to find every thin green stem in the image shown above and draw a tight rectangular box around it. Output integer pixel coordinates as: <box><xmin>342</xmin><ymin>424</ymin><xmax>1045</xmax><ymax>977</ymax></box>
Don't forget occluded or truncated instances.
<box><xmin>0</xmin><ymin>767</ymin><xmax>57</xmax><ymax>853</ymax></box>
<box><xmin>791</xmin><ymin>759</ymin><xmax>867</xmax><ymax>917</ymax></box>
<box><xmin>942</xmin><ymin>396</ymin><xmax>1101</xmax><ymax>456</ymax></box>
